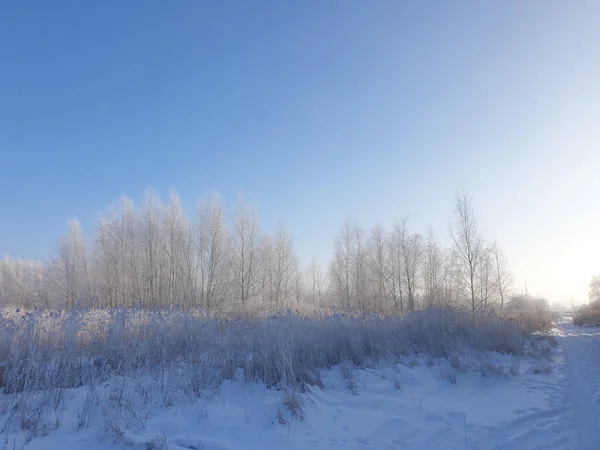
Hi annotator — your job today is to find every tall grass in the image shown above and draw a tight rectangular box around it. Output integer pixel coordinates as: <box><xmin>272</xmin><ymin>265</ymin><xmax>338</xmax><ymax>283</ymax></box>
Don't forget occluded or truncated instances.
<box><xmin>0</xmin><ymin>306</ymin><xmax>557</xmax><ymax>444</ymax></box>
<box><xmin>573</xmin><ymin>301</ymin><xmax>600</xmax><ymax>326</ymax></box>
<box><xmin>0</xmin><ymin>306</ymin><xmax>538</xmax><ymax>395</ymax></box>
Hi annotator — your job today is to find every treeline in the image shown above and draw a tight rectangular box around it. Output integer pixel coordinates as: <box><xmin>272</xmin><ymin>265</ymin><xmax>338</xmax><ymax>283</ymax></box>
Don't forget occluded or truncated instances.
<box><xmin>0</xmin><ymin>189</ymin><xmax>518</xmax><ymax>313</ymax></box>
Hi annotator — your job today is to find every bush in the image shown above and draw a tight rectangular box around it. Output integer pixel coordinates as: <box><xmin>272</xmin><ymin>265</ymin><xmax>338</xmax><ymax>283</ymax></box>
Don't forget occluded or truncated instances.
<box><xmin>573</xmin><ymin>301</ymin><xmax>600</xmax><ymax>326</ymax></box>
<box><xmin>499</xmin><ymin>294</ymin><xmax>554</xmax><ymax>333</ymax></box>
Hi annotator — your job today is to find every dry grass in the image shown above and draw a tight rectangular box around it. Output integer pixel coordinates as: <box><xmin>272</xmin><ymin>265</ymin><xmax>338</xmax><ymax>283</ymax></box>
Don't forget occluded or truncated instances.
<box><xmin>0</xmin><ymin>306</ymin><xmax>543</xmax><ymax>395</ymax></box>
<box><xmin>573</xmin><ymin>302</ymin><xmax>600</xmax><ymax>327</ymax></box>
<box><xmin>0</xmin><ymin>305</ymin><xmax>556</xmax><ymax>444</ymax></box>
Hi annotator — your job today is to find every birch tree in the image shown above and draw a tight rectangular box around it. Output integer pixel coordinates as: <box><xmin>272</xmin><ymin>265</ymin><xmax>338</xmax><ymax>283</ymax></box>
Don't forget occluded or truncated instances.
<box><xmin>368</xmin><ymin>224</ymin><xmax>388</xmax><ymax>312</ymax></box>
<box><xmin>232</xmin><ymin>197</ymin><xmax>259</xmax><ymax>304</ymax></box>
<box><xmin>197</xmin><ymin>194</ymin><xmax>229</xmax><ymax>311</ymax></box>
<box><xmin>275</xmin><ymin>224</ymin><xmax>299</xmax><ymax>303</ymax></box>
<box><xmin>352</xmin><ymin>222</ymin><xmax>368</xmax><ymax>313</ymax></box>
<box><xmin>0</xmin><ymin>258</ymin><xmax>47</xmax><ymax>309</ymax></box>
<box><xmin>423</xmin><ymin>228</ymin><xmax>443</xmax><ymax>307</ymax></box>
<box><xmin>387</xmin><ymin>224</ymin><xmax>405</xmax><ymax>312</ymax></box>
<box><xmin>139</xmin><ymin>189</ymin><xmax>163</xmax><ymax>308</ymax></box>
<box><xmin>449</xmin><ymin>190</ymin><xmax>485</xmax><ymax>312</ymax></box>
<box><xmin>589</xmin><ymin>275</ymin><xmax>600</xmax><ymax>303</ymax></box>
<box><xmin>51</xmin><ymin>219</ymin><xmax>90</xmax><ymax>309</ymax></box>
<box><xmin>491</xmin><ymin>242</ymin><xmax>512</xmax><ymax>310</ymax></box>
<box><xmin>397</xmin><ymin>218</ymin><xmax>422</xmax><ymax>311</ymax></box>
<box><xmin>163</xmin><ymin>191</ymin><xmax>191</xmax><ymax>308</ymax></box>
<box><xmin>478</xmin><ymin>248</ymin><xmax>495</xmax><ymax>309</ymax></box>
<box><xmin>306</xmin><ymin>257</ymin><xmax>328</xmax><ymax>305</ymax></box>
<box><xmin>331</xmin><ymin>219</ymin><xmax>353</xmax><ymax>311</ymax></box>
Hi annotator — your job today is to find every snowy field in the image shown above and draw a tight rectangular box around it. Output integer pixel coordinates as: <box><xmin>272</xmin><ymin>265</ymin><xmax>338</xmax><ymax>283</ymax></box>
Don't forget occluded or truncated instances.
<box><xmin>1</xmin><ymin>313</ymin><xmax>598</xmax><ymax>449</ymax></box>
<box><xmin>2</xmin><ymin>352</ymin><xmax>562</xmax><ymax>450</ymax></box>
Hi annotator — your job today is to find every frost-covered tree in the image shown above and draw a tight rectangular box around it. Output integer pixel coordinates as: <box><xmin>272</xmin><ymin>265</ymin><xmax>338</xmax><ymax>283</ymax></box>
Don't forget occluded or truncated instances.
<box><xmin>0</xmin><ymin>187</ymin><xmax>518</xmax><ymax>315</ymax></box>
<box><xmin>275</xmin><ymin>225</ymin><xmax>299</xmax><ymax>303</ymax></box>
<box><xmin>232</xmin><ymin>197</ymin><xmax>259</xmax><ymax>304</ymax></box>
<box><xmin>138</xmin><ymin>189</ymin><xmax>164</xmax><ymax>308</ymax></box>
<box><xmin>491</xmin><ymin>242</ymin><xmax>512</xmax><ymax>310</ymax></box>
<box><xmin>196</xmin><ymin>194</ymin><xmax>230</xmax><ymax>311</ymax></box>
<box><xmin>306</xmin><ymin>257</ymin><xmax>328</xmax><ymax>305</ymax></box>
<box><xmin>351</xmin><ymin>222</ymin><xmax>368</xmax><ymax>313</ymax></box>
<box><xmin>92</xmin><ymin>195</ymin><xmax>140</xmax><ymax>308</ymax></box>
<box><xmin>589</xmin><ymin>275</ymin><xmax>600</xmax><ymax>304</ymax></box>
<box><xmin>262</xmin><ymin>224</ymin><xmax>298</xmax><ymax>304</ymax></box>
<box><xmin>368</xmin><ymin>224</ymin><xmax>388</xmax><ymax>312</ymax></box>
<box><xmin>163</xmin><ymin>191</ymin><xmax>193</xmax><ymax>308</ymax></box>
<box><xmin>93</xmin><ymin>216</ymin><xmax>118</xmax><ymax>308</ymax></box>
<box><xmin>449</xmin><ymin>190</ymin><xmax>486</xmax><ymax>312</ymax></box>
<box><xmin>478</xmin><ymin>248</ymin><xmax>496</xmax><ymax>309</ymax></box>
<box><xmin>397</xmin><ymin>218</ymin><xmax>422</xmax><ymax>311</ymax></box>
<box><xmin>331</xmin><ymin>219</ymin><xmax>353</xmax><ymax>311</ymax></box>
<box><xmin>49</xmin><ymin>219</ymin><xmax>91</xmax><ymax>309</ymax></box>
<box><xmin>330</xmin><ymin>220</ymin><xmax>369</xmax><ymax>312</ymax></box>
<box><xmin>423</xmin><ymin>228</ymin><xmax>443</xmax><ymax>307</ymax></box>
<box><xmin>0</xmin><ymin>257</ymin><xmax>47</xmax><ymax>308</ymax></box>
<box><xmin>387</xmin><ymin>224</ymin><xmax>405</xmax><ymax>312</ymax></box>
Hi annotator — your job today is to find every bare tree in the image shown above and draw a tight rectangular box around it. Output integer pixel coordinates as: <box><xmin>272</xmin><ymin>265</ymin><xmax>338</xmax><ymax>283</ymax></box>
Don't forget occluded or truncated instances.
<box><xmin>306</xmin><ymin>257</ymin><xmax>328</xmax><ymax>305</ymax></box>
<box><xmin>589</xmin><ymin>275</ymin><xmax>600</xmax><ymax>304</ymax></box>
<box><xmin>439</xmin><ymin>250</ymin><xmax>455</xmax><ymax>307</ymax></box>
<box><xmin>293</xmin><ymin>269</ymin><xmax>304</xmax><ymax>304</ymax></box>
<box><xmin>0</xmin><ymin>187</ymin><xmax>518</xmax><ymax>316</ymax></box>
<box><xmin>449</xmin><ymin>190</ymin><xmax>485</xmax><ymax>312</ymax></box>
<box><xmin>269</xmin><ymin>224</ymin><xmax>298</xmax><ymax>304</ymax></box>
<box><xmin>491</xmin><ymin>242</ymin><xmax>512</xmax><ymax>309</ymax></box>
<box><xmin>262</xmin><ymin>227</ymin><xmax>300</xmax><ymax>305</ymax></box>
<box><xmin>478</xmin><ymin>248</ymin><xmax>495</xmax><ymax>309</ymax></box>
<box><xmin>387</xmin><ymin>225</ymin><xmax>405</xmax><ymax>312</ymax></box>
<box><xmin>232</xmin><ymin>197</ymin><xmax>259</xmax><ymax>304</ymax></box>
<box><xmin>259</xmin><ymin>233</ymin><xmax>274</xmax><ymax>302</ymax></box>
<box><xmin>93</xmin><ymin>217</ymin><xmax>117</xmax><ymax>308</ymax></box>
<box><xmin>423</xmin><ymin>228</ymin><xmax>443</xmax><ymax>307</ymax></box>
<box><xmin>92</xmin><ymin>195</ymin><xmax>139</xmax><ymax>308</ymax></box>
<box><xmin>0</xmin><ymin>257</ymin><xmax>47</xmax><ymax>309</ymax></box>
<box><xmin>397</xmin><ymin>218</ymin><xmax>422</xmax><ymax>311</ymax></box>
<box><xmin>352</xmin><ymin>221</ymin><xmax>368</xmax><ymax>313</ymax></box>
<box><xmin>163</xmin><ymin>191</ymin><xmax>191</xmax><ymax>308</ymax></box>
<box><xmin>139</xmin><ymin>189</ymin><xmax>163</xmax><ymax>308</ymax></box>
<box><xmin>50</xmin><ymin>219</ymin><xmax>90</xmax><ymax>309</ymax></box>
<box><xmin>115</xmin><ymin>195</ymin><xmax>138</xmax><ymax>307</ymax></box>
<box><xmin>197</xmin><ymin>194</ymin><xmax>229</xmax><ymax>311</ymax></box>
<box><xmin>331</xmin><ymin>219</ymin><xmax>353</xmax><ymax>311</ymax></box>
<box><xmin>368</xmin><ymin>224</ymin><xmax>388</xmax><ymax>312</ymax></box>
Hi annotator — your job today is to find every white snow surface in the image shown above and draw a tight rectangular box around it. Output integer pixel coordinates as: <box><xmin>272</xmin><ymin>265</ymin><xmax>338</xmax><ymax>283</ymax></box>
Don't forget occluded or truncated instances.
<box><xmin>3</xmin><ymin>318</ymin><xmax>600</xmax><ymax>450</ymax></box>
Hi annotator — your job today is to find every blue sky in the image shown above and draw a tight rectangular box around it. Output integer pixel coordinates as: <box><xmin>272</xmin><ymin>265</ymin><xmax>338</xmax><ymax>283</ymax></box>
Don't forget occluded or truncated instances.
<box><xmin>1</xmin><ymin>1</ymin><xmax>599</xmax><ymax>303</ymax></box>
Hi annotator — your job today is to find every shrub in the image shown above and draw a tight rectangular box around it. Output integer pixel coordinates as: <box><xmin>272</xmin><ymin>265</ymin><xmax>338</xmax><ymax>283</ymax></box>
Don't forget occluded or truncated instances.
<box><xmin>573</xmin><ymin>301</ymin><xmax>600</xmax><ymax>327</ymax></box>
<box><xmin>499</xmin><ymin>295</ymin><xmax>554</xmax><ymax>333</ymax></box>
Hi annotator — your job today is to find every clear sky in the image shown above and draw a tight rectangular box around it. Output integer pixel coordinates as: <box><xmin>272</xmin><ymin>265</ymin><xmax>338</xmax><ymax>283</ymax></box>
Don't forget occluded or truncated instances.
<box><xmin>1</xmin><ymin>1</ymin><xmax>599</xmax><ymax>305</ymax></box>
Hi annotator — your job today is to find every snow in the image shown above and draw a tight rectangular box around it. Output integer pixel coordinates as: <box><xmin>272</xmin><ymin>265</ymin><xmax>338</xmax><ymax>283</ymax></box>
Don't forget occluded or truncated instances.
<box><xmin>560</xmin><ymin>318</ymin><xmax>600</xmax><ymax>450</ymax></box>
<box><xmin>3</xmin><ymin>318</ymin><xmax>600</xmax><ymax>449</ymax></box>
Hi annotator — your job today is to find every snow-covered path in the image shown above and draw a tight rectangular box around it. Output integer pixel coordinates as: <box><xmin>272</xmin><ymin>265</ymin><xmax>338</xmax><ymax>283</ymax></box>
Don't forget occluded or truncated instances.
<box><xmin>559</xmin><ymin>319</ymin><xmax>600</xmax><ymax>450</ymax></box>
<box><xmin>474</xmin><ymin>318</ymin><xmax>600</xmax><ymax>450</ymax></box>
<box><xmin>477</xmin><ymin>318</ymin><xmax>600</xmax><ymax>450</ymax></box>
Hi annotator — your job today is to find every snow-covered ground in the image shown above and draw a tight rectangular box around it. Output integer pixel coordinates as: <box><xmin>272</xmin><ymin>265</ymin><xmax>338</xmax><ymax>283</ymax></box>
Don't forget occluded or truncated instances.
<box><xmin>3</xmin><ymin>318</ymin><xmax>600</xmax><ymax>449</ymax></box>
<box><xmin>559</xmin><ymin>318</ymin><xmax>600</xmax><ymax>450</ymax></box>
